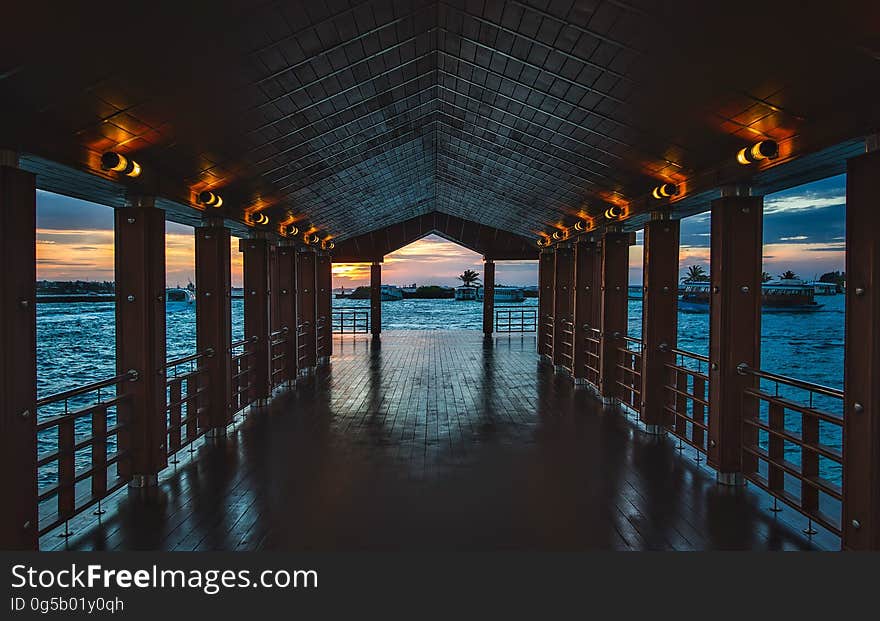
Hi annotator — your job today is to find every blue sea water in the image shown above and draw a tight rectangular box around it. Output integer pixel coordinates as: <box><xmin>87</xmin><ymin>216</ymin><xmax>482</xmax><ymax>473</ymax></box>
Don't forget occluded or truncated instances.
<box><xmin>35</xmin><ymin>295</ymin><xmax>845</xmax><ymax>486</ymax></box>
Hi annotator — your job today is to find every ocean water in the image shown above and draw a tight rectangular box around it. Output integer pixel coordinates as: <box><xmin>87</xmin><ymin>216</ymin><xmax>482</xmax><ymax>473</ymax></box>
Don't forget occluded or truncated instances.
<box><xmin>35</xmin><ymin>295</ymin><xmax>845</xmax><ymax>486</ymax></box>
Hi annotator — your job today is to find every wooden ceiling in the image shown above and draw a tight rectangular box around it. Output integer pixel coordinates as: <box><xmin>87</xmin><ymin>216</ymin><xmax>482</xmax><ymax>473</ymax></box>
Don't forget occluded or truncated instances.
<box><xmin>2</xmin><ymin>1</ymin><xmax>879</xmax><ymax>247</ymax></box>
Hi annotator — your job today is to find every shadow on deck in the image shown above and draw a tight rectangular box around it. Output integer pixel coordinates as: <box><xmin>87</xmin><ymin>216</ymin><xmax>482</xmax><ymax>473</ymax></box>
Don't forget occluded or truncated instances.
<box><xmin>45</xmin><ymin>331</ymin><xmax>832</xmax><ymax>551</ymax></box>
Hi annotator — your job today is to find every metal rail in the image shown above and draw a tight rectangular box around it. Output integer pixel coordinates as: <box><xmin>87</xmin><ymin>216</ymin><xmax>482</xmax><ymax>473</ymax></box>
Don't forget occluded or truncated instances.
<box><xmin>661</xmin><ymin>346</ymin><xmax>710</xmax><ymax>455</ymax></box>
<box><xmin>495</xmin><ymin>307</ymin><xmax>537</xmax><ymax>333</ymax></box>
<box><xmin>738</xmin><ymin>363</ymin><xmax>844</xmax><ymax>535</ymax></box>
<box><xmin>35</xmin><ymin>371</ymin><xmax>138</xmax><ymax>536</ymax></box>
<box><xmin>332</xmin><ymin>308</ymin><xmax>370</xmax><ymax>333</ymax></box>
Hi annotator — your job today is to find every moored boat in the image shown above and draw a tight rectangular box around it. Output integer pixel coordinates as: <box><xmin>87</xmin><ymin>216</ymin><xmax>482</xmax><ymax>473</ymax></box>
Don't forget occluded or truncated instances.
<box><xmin>476</xmin><ymin>286</ymin><xmax>525</xmax><ymax>303</ymax></box>
<box><xmin>679</xmin><ymin>279</ymin><xmax>824</xmax><ymax>313</ymax></box>
<box><xmin>166</xmin><ymin>287</ymin><xmax>196</xmax><ymax>305</ymax></box>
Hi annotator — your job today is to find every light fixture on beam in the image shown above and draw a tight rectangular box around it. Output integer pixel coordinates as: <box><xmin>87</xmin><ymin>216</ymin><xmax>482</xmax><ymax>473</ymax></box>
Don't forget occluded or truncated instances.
<box><xmin>536</xmin><ymin>236</ymin><xmax>551</xmax><ymax>247</ymax></box>
<box><xmin>321</xmin><ymin>239</ymin><xmax>335</xmax><ymax>251</ymax></box>
<box><xmin>651</xmin><ymin>183</ymin><xmax>679</xmax><ymax>199</ymax></box>
<box><xmin>197</xmin><ymin>191</ymin><xmax>223</xmax><ymax>208</ymax></box>
<box><xmin>303</xmin><ymin>231</ymin><xmax>320</xmax><ymax>245</ymax></box>
<box><xmin>250</xmin><ymin>212</ymin><xmax>269</xmax><ymax>225</ymax></box>
<box><xmin>604</xmin><ymin>206</ymin><xmax>622</xmax><ymax>220</ymax></box>
<box><xmin>100</xmin><ymin>152</ymin><xmax>141</xmax><ymax>177</ymax></box>
<box><xmin>736</xmin><ymin>140</ymin><xmax>778</xmax><ymax>165</ymax></box>
<box><xmin>284</xmin><ymin>224</ymin><xmax>299</xmax><ymax>236</ymax></box>
<box><xmin>573</xmin><ymin>219</ymin><xmax>589</xmax><ymax>232</ymax></box>
<box><xmin>552</xmin><ymin>229</ymin><xmax>567</xmax><ymax>241</ymax></box>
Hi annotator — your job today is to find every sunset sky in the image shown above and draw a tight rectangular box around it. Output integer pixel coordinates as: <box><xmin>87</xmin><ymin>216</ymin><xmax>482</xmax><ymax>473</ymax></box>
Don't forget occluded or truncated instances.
<box><xmin>34</xmin><ymin>174</ymin><xmax>846</xmax><ymax>288</ymax></box>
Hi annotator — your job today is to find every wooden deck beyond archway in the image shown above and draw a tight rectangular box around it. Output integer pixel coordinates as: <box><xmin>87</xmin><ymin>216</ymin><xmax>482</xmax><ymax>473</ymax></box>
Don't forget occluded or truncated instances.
<box><xmin>45</xmin><ymin>331</ymin><xmax>829</xmax><ymax>551</ymax></box>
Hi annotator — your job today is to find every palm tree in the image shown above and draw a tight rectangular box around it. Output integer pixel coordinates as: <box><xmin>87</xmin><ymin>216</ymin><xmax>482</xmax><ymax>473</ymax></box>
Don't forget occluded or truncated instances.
<box><xmin>761</xmin><ymin>271</ymin><xmax>773</xmax><ymax>283</ymax></box>
<box><xmin>682</xmin><ymin>265</ymin><xmax>709</xmax><ymax>283</ymax></box>
<box><xmin>779</xmin><ymin>270</ymin><xmax>798</xmax><ymax>280</ymax></box>
<box><xmin>458</xmin><ymin>269</ymin><xmax>481</xmax><ymax>288</ymax></box>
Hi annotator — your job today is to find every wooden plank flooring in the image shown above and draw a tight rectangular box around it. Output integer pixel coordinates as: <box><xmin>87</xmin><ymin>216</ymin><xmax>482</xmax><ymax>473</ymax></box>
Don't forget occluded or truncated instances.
<box><xmin>46</xmin><ymin>331</ymin><xmax>831</xmax><ymax>551</ymax></box>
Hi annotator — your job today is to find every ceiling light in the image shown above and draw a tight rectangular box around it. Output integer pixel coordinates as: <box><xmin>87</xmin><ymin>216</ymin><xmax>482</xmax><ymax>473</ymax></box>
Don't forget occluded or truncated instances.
<box><xmin>651</xmin><ymin>183</ymin><xmax>679</xmax><ymax>199</ymax></box>
<box><xmin>736</xmin><ymin>140</ymin><xmax>778</xmax><ymax>165</ymax></box>
<box><xmin>101</xmin><ymin>152</ymin><xmax>141</xmax><ymax>177</ymax></box>
<box><xmin>198</xmin><ymin>191</ymin><xmax>223</xmax><ymax>208</ymax></box>
<box><xmin>604</xmin><ymin>206</ymin><xmax>622</xmax><ymax>220</ymax></box>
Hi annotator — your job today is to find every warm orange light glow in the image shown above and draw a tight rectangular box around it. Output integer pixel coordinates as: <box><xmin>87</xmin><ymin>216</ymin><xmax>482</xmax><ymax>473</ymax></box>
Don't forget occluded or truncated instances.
<box><xmin>100</xmin><ymin>152</ymin><xmax>141</xmax><ymax>178</ymax></box>
<box><xmin>651</xmin><ymin>183</ymin><xmax>678</xmax><ymax>199</ymax></box>
<box><xmin>736</xmin><ymin>140</ymin><xmax>778</xmax><ymax>165</ymax></box>
<box><xmin>198</xmin><ymin>191</ymin><xmax>223</xmax><ymax>208</ymax></box>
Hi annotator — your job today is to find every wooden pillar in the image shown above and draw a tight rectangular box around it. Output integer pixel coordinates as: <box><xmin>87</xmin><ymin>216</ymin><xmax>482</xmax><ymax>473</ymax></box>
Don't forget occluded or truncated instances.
<box><xmin>0</xmin><ymin>155</ymin><xmax>37</xmax><ymax>549</ymax></box>
<box><xmin>598</xmin><ymin>230</ymin><xmax>629</xmax><ymax>401</ymax></box>
<box><xmin>195</xmin><ymin>219</ymin><xmax>232</xmax><ymax>433</ymax></box>
<box><xmin>572</xmin><ymin>238</ymin><xmax>599</xmax><ymax>385</ymax></box>
<box><xmin>640</xmin><ymin>216</ymin><xmax>680</xmax><ymax>431</ymax></box>
<box><xmin>707</xmin><ymin>190</ymin><xmax>762</xmax><ymax>485</ymax></box>
<box><xmin>843</xmin><ymin>148</ymin><xmax>880</xmax><ymax>549</ymax></box>
<box><xmin>240</xmin><ymin>237</ymin><xmax>271</xmax><ymax>403</ymax></box>
<box><xmin>316</xmin><ymin>252</ymin><xmax>333</xmax><ymax>363</ymax></box>
<box><xmin>482</xmin><ymin>258</ymin><xmax>495</xmax><ymax>336</ymax></box>
<box><xmin>537</xmin><ymin>250</ymin><xmax>554</xmax><ymax>358</ymax></box>
<box><xmin>269</xmin><ymin>244</ymin><xmax>281</xmax><ymax>335</ymax></box>
<box><xmin>297</xmin><ymin>249</ymin><xmax>317</xmax><ymax>370</ymax></box>
<box><xmin>370</xmin><ymin>261</ymin><xmax>382</xmax><ymax>338</ymax></box>
<box><xmin>552</xmin><ymin>244</ymin><xmax>573</xmax><ymax>370</ymax></box>
<box><xmin>116</xmin><ymin>196</ymin><xmax>166</xmax><ymax>487</ymax></box>
<box><xmin>277</xmin><ymin>243</ymin><xmax>297</xmax><ymax>382</ymax></box>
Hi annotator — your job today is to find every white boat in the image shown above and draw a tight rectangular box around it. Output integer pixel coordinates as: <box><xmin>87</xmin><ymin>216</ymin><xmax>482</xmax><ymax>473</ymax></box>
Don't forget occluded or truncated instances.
<box><xmin>166</xmin><ymin>287</ymin><xmax>195</xmax><ymax>305</ymax></box>
<box><xmin>380</xmin><ymin>285</ymin><xmax>403</xmax><ymax>301</ymax></box>
<box><xmin>807</xmin><ymin>281</ymin><xmax>839</xmax><ymax>295</ymax></box>
<box><xmin>454</xmin><ymin>285</ymin><xmax>478</xmax><ymax>301</ymax></box>
<box><xmin>476</xmin><ymin>286</ymin><xmax>526</xmax><ymax>303</ymax></box>
<box><xmin>679</xmin><ymin>280</ymin><xmax>824</xmax><ymax>313</ymax></box>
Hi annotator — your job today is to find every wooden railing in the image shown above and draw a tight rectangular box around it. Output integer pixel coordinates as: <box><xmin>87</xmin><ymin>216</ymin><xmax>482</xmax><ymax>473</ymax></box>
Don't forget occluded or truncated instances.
<box><xmin>661</xmin><ymin>345</ymin><xmax>710</xmax><ymax>455</ymax></box>
<box><xmin>332</xmin><ymin>308</ymin><xmax>370</xmax><ymax>333</ymax></box>
<box><xmin>35</xmin><ymin>370</ymin><xmax>138</xmax><ymax>536</ymax></box>
<box><xmin>231</xmin><ymin>336</ymin><xmax>257</xmax><ymax>413</ymax></box>
<box><xmin>616</xmin><ymin>335</ymin><xmax>642</xmax><ymax>413</ymax></box>
<box><xmin>165</xmin><ymin>349</ymin><xmax>212</xmax><ymax>459</ymax></box>
<box><xmin>495</xmin><ymin>307</ymin><xmax>537</xmax><ymax>332</ymax></box>
<box><xmin>738</xmin><ymin>364</ymin><xmax>844</xmax><ymax>536</ymax></box>
<box><xmin>270</xmin><ymin>327</ymin><xmax>290</xmax><ymax>387</ymax></box>
<box><xmin>584</xmin><ymin>326</ymin><xmax>601</xmax><ymax>388</ymax></box>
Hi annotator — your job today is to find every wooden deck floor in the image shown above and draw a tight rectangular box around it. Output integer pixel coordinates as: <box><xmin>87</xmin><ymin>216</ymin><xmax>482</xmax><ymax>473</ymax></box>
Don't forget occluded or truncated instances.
<box><xmin>47</xmin><ymin>331</ymin><xmax>829</xmax><ymax>551</ymax></box>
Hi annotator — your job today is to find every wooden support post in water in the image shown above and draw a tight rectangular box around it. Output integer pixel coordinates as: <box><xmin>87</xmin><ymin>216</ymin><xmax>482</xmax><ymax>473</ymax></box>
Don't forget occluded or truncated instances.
<box><xmin>537</xmin><ymin>250</ymin><xmax>554</xmax><ymax>358</ymax></box>
<box><xmin>277</xmin><ymin>242</ymin><xmax>297</xmax><ymax>382</ymax></box>
<box><xmin>708</xmin><ymin>189</ymin><xmax>762</xmax><ymax>486</ymax></box>
<box><xmin>482</xmin><ymin>258</ymin><xmax>495</xmax><ymax>336</ymax></box>
<box><xmin>843</xmin><ymin>147</ymin><xmax>880</xmax><ymax>550</ymax></box>
<box><xmin>316</xmin><ymin>252</ymin><xmax>333</xmax><ymax>363</ymax></box>
<box><xmin>552</xmin><ymin>244</ymin><xmax>573</xmax><ymax>371</ymax></box>
<box><xmin>370</xmin><ymin>261</ymin><xmax>382</xmax><ymax>338</ymax></box>
<box><xmin>195</xmin><ymin>219</ymin><xmax>232</xmax><ymax>433</ymax></box>
<box><xmin>116</xmin><ymin>196</ymin><xmax>167</xmax><ymax>487</ymax></box>
<box><xmin>0</xmin><ymin>154</ymin><xmax>37</xmax><ymax>549</ymax></box>
<box><xmin>598</xmin><ymin>230</ymin><xmax>630</xmax><ymax>401</ymax></box>
<box><xmin>572</xmin><ymin>238</ymin><xmax>599</xmax><ymax>386</ymax></box>
<box><xmin>297</xmin><ymin>249</ymin><xmax>317</xmax><ymax>370</ymax></box>
<box><xmin>641</xmin><ymin>215</ymin><xmax>680</xmax><ymax>432</ymax></box>
<box><xmin>240</xmin><ymin>237</ymin><xmax>271</xmax><ymax>403</ymax></box>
